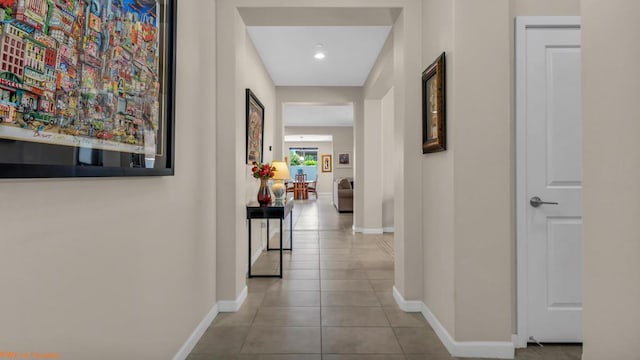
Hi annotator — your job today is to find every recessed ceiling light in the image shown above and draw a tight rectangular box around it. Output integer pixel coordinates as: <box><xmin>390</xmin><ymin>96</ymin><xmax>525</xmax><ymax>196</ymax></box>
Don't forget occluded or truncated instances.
<box><xmin>314</xmin><ymin>43</ymin><xmax>326</xmax><ymax>60</ymax></box>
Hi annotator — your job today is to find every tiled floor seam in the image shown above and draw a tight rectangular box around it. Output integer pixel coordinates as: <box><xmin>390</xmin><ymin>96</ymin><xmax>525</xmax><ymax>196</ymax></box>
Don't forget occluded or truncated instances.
<box><xmin>318</xmin><ymin>221</ymin><xmax>324</xmax><ymax>356</ymax></box>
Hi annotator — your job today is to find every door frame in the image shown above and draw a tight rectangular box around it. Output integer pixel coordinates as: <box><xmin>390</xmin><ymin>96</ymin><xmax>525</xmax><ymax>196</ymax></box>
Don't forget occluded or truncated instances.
<box><xmin>515</xmin><ymin>16</ymin><xmax>581</xmax><ymax>348</ymax></box>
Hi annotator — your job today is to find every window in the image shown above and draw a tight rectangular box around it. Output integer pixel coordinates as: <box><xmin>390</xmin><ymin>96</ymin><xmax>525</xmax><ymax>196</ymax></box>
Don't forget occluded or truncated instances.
<box><xmin>289</xmin><ymin>147</ymin><xmax>318</xmax><ymax>166</ymax></box>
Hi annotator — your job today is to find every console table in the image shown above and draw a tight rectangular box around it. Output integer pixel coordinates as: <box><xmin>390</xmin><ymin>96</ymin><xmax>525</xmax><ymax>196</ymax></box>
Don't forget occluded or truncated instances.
<box><xmin>246</xmin><ymin>198</ymin><xmax>294</xmax><ymax>278</ymax></box>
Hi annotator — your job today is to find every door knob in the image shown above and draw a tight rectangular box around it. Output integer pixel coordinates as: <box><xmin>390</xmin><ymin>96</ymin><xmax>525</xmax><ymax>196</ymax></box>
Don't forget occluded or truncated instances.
<box><xmin>530</xmin><ymin>196</ymin><xmax>559</xmax><ymax>208</ymax></box>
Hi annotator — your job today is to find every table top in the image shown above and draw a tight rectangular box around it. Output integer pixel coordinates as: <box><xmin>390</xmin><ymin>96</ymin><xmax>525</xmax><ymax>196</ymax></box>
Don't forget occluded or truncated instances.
<box><xmin>246</xmin><ymin>197</ymin><xmax>294</xmax><ymax>219</ymax></box>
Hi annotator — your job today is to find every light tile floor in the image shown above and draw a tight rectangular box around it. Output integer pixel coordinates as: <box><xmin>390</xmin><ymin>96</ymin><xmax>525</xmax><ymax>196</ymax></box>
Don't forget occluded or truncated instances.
<box><xmin>189</xmin><ymin>195</ymin><xmax>582</xmax><ymax>359</ymax></box>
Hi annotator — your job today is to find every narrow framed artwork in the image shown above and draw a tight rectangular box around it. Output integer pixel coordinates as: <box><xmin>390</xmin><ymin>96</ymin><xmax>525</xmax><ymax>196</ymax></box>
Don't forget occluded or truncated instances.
<box><xmin>321</xmin><ymin>154</ymin><xmax>332</xmax><ymax>172</ymax></box>
<box><xmin>422</xmin><ymin>52</ymin><xmax>446</xmax><ymax>154</ymax></box>
<box><xmin>0</xmin><ymin>0</ymin><xmax>177</xmax><ymax>178</ymax></box>
<box><xmin>336</xmin><ymin>152</ymin><xmax>352</xmax><ymax>169</ymax></box>
<box><xmin>246</xmin><ymin>88</ymin><xmax>264</xmax><ymax>164</ymax></box>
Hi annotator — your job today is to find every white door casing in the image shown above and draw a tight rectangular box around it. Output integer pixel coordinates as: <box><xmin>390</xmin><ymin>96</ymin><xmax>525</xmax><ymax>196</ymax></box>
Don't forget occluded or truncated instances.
<box><xmin>516</xmin><ymin>17</ymin><xmax>582</xmax><ymax>346</ymax></box>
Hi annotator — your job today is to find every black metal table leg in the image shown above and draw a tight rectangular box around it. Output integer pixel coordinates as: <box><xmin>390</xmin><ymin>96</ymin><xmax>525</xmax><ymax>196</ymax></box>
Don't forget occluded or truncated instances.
<box><xmin>248</xmin><ymin>219</ymin><xmax>252</xmax><ymax>278</ymax></box>
<box><xmin>266</xmin><ymin>219</ymin><xmax>270</xmax><ymax>251</ymax></box>
<box><xmin>279</xmin><ymin>217</ymin><xmax>283</xmax><ymax>278</ymax></box>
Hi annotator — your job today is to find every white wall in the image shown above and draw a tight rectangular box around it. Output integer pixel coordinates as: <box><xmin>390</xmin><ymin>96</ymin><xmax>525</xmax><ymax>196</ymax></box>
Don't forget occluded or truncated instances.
<box><xmin>381</xmin><ymin>88</ymin><xmax>394</xmax><ymax>230</ymax></box>
<box><xmin>284</xmin><ymin>140</ymin><xmax>333</xmax><ymax>193</ymax></box>
<box><xmin>245</xmin><ymin>28</ymin><xmax>277</xmax><ymax>260</ymax></box>
<box><xmin>391</xmin><ymin>0</ymin><xmax>424</xmax><ymax>303</ymax></box>
<box><xmin>421</xmin><ymin>0</ymin><xmax>456</xmax><ymax>337</ymax></box>
<box><xmin>511</xmin><ymin>0</ymin><xmax>579</xmax><ymax>15</ymax></box>
<box><xmin>582</xmin><ymin>1</ymin><xmax>640</xmax><ymax>358</ymax></box>
<box><xmin>362</xmin><ymin>99</ymin><xmax>383</xmax><ymax>231</ymax></box>
<box><xmin>362</xmin><ymin>31</ymin><xmax>394</xmax><ymax>233</ymax></box>
<box><xmin>216</xmin><ymin>0</ymin><xmax>276</xmax><ymax>302</ymax></box>
<box><xmin>451</xmin><ymin>0</ymin><xmax>512</xmax><ymax>342</ymax></box>
<box><xmin>0</xmin><ymin>1</ymin><xmax>217</xmax><ymax>358</ymax></box>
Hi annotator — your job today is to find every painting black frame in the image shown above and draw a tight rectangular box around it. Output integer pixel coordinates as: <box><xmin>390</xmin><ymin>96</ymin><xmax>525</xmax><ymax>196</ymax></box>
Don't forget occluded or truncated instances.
<box><xmin>246</xmin><ymin>88</ymin><xmax>265</xmax><ymax>164</ymax></box>
<box><xmin>336</xmin><ymin>152</ymin><xmax>352</xmax><ymax>169</ymax></box>
<box><xmin>422</xmin><ymin>52</ymin><xmax>446</xmax><ymax>154</ymax></box>
<box><xmin>0</xmin><ymin>0</ymin><xmax>177</xmax><ymax>178</ymax></box>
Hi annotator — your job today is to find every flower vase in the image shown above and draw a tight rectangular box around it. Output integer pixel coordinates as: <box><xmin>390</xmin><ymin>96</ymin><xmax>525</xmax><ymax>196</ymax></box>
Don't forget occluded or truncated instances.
<box><xmin>257</xmin><ymin>178</ymin><xmax>271</xmax><ymax>206</ymax></box>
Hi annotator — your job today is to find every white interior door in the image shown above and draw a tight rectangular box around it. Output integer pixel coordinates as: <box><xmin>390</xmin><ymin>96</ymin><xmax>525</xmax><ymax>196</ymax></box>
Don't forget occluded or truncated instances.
<box><xmin>517</xmin><ymin>18</ymin><xmax>582</xmax><ymax>343</ymax></box>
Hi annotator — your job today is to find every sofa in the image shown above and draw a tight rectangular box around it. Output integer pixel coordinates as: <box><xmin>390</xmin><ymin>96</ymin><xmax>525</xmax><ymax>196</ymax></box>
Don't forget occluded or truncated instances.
<box><xmin>333</xmin><ymin>177</ymin><xmax>353</xmax><ymax>212</ymax></box>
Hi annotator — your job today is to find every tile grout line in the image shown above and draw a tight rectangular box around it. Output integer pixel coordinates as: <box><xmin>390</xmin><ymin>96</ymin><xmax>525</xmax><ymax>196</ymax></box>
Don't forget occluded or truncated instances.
<box><xmin>317</xmin><ymin>204</ymin><xmax>324</xmax><ymax>356</ymax></box>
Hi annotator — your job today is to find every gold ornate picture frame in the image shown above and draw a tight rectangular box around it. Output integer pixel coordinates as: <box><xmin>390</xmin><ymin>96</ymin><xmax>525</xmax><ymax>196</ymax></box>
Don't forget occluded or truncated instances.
<box><xmin>321</xmin><ymin>154</ymin><xmax>332</xmax><ymax>172</ymax></box>
<box><xmin>422</xmin><ymin>52</ymin><xmax>446</xmax><ymax>154</ymax></box>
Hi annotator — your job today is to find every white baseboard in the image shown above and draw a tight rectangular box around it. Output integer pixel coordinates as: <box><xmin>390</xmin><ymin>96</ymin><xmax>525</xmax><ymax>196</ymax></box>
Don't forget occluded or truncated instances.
<box><xmin>512</xmin><ymin>334</ymin><xmax>527</xmax><ymax>349</ymax></box>
<box><xmin>218</xmin><ymin>286</ymin><xmax>248</xmax><ymax>312</ymax></box>
<box><xmin>383</xmin><ymin>227</ymin><xmax>395</xmax><ymax>233</ymax></box>
<box><xmin>353</xmin><ymin>227</ymin><xmax>384</xmax><ymax>234</ymax></box>
<box><xmin>393</xmin><ymin>286</ymin><xmax>515</xmax><ymax>359</ymax></box>
<box><xmin>392</xmin><ymin>286</ymin><xmax>423</xmax><ymax>312</ymax></box>
<box><xmin>172</xmin><ymin>302</ymin><xmax>219</xmax><ymax>360</ymax></box>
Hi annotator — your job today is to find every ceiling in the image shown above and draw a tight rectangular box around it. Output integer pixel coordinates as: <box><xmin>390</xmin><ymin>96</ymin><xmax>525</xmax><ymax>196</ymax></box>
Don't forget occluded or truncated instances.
<box><xmin>247</xmin><ymin>26</ymin><xmax>392</xmax><ymax>86</ymax></box>
<box><xmin>284</xmin><ymin>135</ymin><xmax>334</xmax><ymax>143</ymax></box>
<box><xmin>284</xmin><ymin>104</ymin><xmax>353</xmax><ymax>127</ymax></box>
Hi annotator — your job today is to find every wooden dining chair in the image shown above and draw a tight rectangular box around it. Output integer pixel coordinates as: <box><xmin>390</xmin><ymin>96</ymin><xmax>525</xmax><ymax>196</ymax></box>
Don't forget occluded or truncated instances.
<box><xmin>307</xmin><ymin>178</ymin><xmax>318</xmax><ymax>199</ymax></box>
<box><xmin>294</xmin><ymin>173</ymin><xmax>308</xmax><ymax>199</ymax></box>
<box><xmin>285</xmin><ymin>180</ymin><xmax>294</xmax><ymax>195</ymax></box>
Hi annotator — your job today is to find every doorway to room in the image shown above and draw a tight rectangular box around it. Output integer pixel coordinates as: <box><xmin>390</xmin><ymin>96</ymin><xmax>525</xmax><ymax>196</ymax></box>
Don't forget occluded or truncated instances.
<box><xmin>282</xmin><ymin>102</ymin><xmax>355</xmax><ymax>216</ymax></box>
<box><xmin>212</xmin><ymin>3</ymin><xmax>417</xmax><ymax>358</ymax></box>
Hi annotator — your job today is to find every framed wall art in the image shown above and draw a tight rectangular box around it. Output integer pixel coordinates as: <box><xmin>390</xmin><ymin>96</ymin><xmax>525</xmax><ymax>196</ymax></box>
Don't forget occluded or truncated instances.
<box><xmin>336</xmin><ymin>151</ymin><xmax>352</xmax><ymax>169</ymax></box>
<box><xmin>246</xmin><ymin>88</ymin><xmax>264</xmax><ymax>164</ymax></box>
<box><xmin>321</xmin><ymin>154</ymin><xmax>332</xmax><ymax>172</ymax></box>
<box><xmin>422</xmin><ymin>52</ymin><xmax>446</xmax><ymax>154</ymax></box>
<box><xmin>0</xmin><ymin>0</ymin><xmax>176</xmax><ymax>178</ymax></box>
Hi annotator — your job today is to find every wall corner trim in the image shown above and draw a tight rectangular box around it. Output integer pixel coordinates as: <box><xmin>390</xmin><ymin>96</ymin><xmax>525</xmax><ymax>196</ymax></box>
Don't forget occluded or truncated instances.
<box><xmin>383</xmin><ymin>227</ymin><xmax>395</xmax><ymax>233</ymax></box>
<box><xmin>392</xmin><ymin>286</ymin><xmax>423</xmax><ymax>312</ymax></box>
<box><xmin>218</xmin><ymin>286</ymin><xmax>248</xmax><ymax>312</ymax></box>
<box><xmin>172</xmin><ymin>303</ymin><xmax>219</xmax><ymax>360</ymax></box>
<box><xmin>394</xmin><ymin>287</ymin><xmax>515</xmax><ymax>359</ymax></box>
<box><xmin>421</xmin><ymin>302</ymin><xmax>515</xmax><ymax>359</ymax></box>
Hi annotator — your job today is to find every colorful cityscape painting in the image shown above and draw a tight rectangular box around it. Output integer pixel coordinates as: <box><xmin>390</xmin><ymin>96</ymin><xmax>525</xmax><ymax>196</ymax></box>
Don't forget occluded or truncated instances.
<box><xmin>0</xmin><ymin>0</ymin><xmax>166</xmax><ymax>156</ymax></box>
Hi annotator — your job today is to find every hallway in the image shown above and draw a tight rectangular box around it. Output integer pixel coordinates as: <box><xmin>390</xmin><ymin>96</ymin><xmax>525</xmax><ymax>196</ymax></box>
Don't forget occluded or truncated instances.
<box><xmin>188</xmin><ymin>196</ymin><xmax>582</xmax><ymax>359</ymax></box>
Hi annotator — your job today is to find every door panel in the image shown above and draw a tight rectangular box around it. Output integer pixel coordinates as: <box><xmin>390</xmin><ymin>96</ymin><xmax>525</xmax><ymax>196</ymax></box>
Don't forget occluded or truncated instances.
<box><xmin>545</xmin><ymin>48</ymin><xmax>582</xmax><ymax>188</ymax></box>
<box><xmin>524</xmin><ymin>27</ymin><xmax>582</xmax><ymax>342</ymax></box>
<box><xmin>546</xmin><ymin>217</ymin><xmax>583</xmax><ymax>309</ymax></box>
